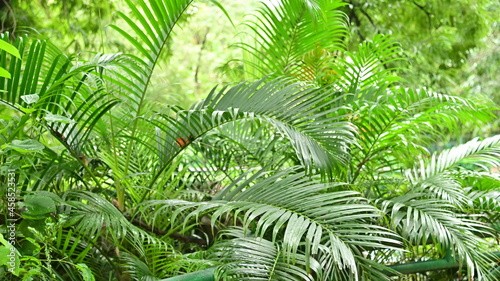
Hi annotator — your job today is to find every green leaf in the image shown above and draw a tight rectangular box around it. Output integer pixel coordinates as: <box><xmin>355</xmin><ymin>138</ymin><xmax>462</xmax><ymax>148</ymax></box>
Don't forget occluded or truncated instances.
<box><xmin>20</xmin><ymin>94</ymin><xmax>40</xmax><ymax>105</ymax></box>
<box><xmin>23</xmin><ymin>195</ymin><xmax>56</xmax><ymax>217</ymax></box>
<box><xmin>17</xmin><ymin>106</ymin><xmax>36</xmax><ymax>114</ymax></box>
<box><xmin>76</xmin><ymin>263</ymin><xmax>96</xmax><ymax>281</ymax></box>
<box><xmin>0</xmin><ymin>234</ymin><xmax>19</xmax><ymax>275</ymax></box>
<box><xmin>0</xmin><ymin>39</ymin><xmax>21</xmax><ymax>59</ymax></box>
<box><xmin>0</xmin><ymin>66</ymin><xmax>11</xmax><ymax>79</ymax></box>
<box><xmin>44</xmin><ymin>113</ymin><xmax>75</xmax><ymax>124</ymax></box>
<box><xmin>0</xmin><ymin>246</ymin><xmax>11</xmax><ymax>266</ymax></box>
<box><xmin>7</xmin><ymin>139</ymin><xmax>45</xmax><ymax>153</ymax></box>
<box><xmin>207</xmin><ymin>0</ymin><xmax>235</xmax><ymax>27</ymax></box>
<box><xmin>237</xmin><ymin>0</ymin><xmax>347</xmax><ymax>80</ymax></box>
<box><xmin>0</xmin><ymin>234</ymin><xmax>14</xmax><ymax>266</ymax></box>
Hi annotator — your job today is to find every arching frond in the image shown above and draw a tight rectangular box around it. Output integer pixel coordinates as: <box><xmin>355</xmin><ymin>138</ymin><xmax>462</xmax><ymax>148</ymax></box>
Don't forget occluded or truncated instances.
<box><xmin>97</xmin><ymin>0</ymin><xmax>197</xmax><ymax>212</ymax></box>
<box><xmin>406</xmin><ymin>135</ymin><xmax>500</xmax><ymax>183</ymax></box>
<box><xmin>214</xmin><ymin>229</ymin><xmax>317</xmax><ymax>281</ymax></box>
<box><xmin>122</xmin><ymin>253</ymin><xmax>160</xmax><ymax>281</ymax></box>
<box><xmin>0</xmin><ymin>36</ymin><xmax>120</xmax><ymax>152</ymax></box>
<box><xmin>140</xmin><ymin>77</ymin><xmax>356</xmax><ymax>186</ymax></box>
<box><xmin>63</xmin><ymin>191</ymin><xmax>174</xmax><ymax>259</ymax></box>
<box><xmin>108</xmin><ymin>0</ymin><xmax>193</xmax><ymax>108</ymax></box>
<box><xmin>331</xmin><ymin>34</ymin><xmax>403</xmax><ymax>92</ymax></box>
<box><xmin>143</xmin><ymin>168</ymin><xmax>400</xmax><ymax>279</ymax></box>
<box><xmin>349</xmin><ymin>87</ymin><xmax>495</xmax><ymax>183</ymax></box>
<box><xmin>379</xmin><ymin>193</ymin><xmax>494</xmax><ymax>280</ymax></box>
<box><xmin>237</xmin><ymin>0</ymin><xmax>348</xmax><ymax>81</ymax></box>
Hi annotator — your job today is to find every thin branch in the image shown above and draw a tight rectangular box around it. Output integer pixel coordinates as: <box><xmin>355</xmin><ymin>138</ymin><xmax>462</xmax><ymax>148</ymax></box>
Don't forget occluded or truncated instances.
<box><xmin>194</xmin><ymin>27</ymin><xmax>209</xmax><ymax>89</ymax></box>
<box><xmin>348</xmin><ymin>8</ymin><xmax>366</xmax><ymax>41</ymax></box>
<box><xmin>411</xmin><ymin>0</ymin><xmax>432</xmax><ymax>31</ymax></box>
<box><xmin>358</xmin><ymin>6</ymin><xmax>375</xmax><ymax>28</ymax></box>
<box><xmin>1</xmin><ymin>0</ymin><xmax>16</xmax><ymax>35</ymax></box>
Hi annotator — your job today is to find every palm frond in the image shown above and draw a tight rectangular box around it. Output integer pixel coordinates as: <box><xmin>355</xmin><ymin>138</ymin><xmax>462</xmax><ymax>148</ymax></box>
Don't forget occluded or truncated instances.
<box><xmin>145</xmin><ymin>168</ymin><xmax>400</xmax><ymax>279</ymax></box>
<box><xmin>121</xmin><ymin>242</ymin><xmax>197</xmax><ymax>281</ymax></box>
<box><xmin>176</xmin><ymin>119</ymin><xmax>297</xmax><ymax>198</ymax></box>
<box><xmin>52</xmin><ymin>228</ymin><xmax>116</xmax><ymax>280</ymax></box>
<box><xmin>406</xmin><ymin>135</ymin><xmax>500</xmax><ymax>183</ymax></box>
<box><xmin>349</xmin><ymin>87</ymin><xmax>495</xmax><ymax>183</ymax></box>
<box><xmin>214</xmin><ymin>229</ymin><xmax>317</xmax><ymax>281</ymax></box>
<box><xmin>134</xmin><ymin>77</ymin><xmax>356</xmax><ymax>188</ymax></box>
<box><xmin>122</xmin><ymin>253</ymin><xmax>160</xmax><ymax>281</ymax></box>
<box><xmin>468</xmin><ymin>190</ymin><xmax>500</xmax><ymax>214</ymax></box>
<box><xmin>63</xmin><ymin>191</ymin><xmax>175</xmax><ymax>259</ymax></box>
<box><xmin>100</xmin><ymin>0</ymin><xmax>196</xmax><ymax>211</ymax></box>
<box><xmin>379</xmin><ymin>193</ymin><xmax>494</xmax><ymax>280</ymax></box>
<box><xmin>108</xmin><ymin>0</ymin><xmax>192</xmax><ymax>104</ymax></box>
<box><xmin>0</xmin><ymin>35</ymin><xmax>120</xmax><ymax>165</ymax></box>
<box><xmin>237</xmin><ymin>0</ymin><xmax>347</xmax><ymax>81</ymax></box>
<box><xmin>150</xmin><ymin>251</ymin><xmax>217</xmax><ymax>279</ymax></box>
<box><xmin>331</xmin><ymin>34</ymin><xmax>403</xmax><ymax>92</ymax></box>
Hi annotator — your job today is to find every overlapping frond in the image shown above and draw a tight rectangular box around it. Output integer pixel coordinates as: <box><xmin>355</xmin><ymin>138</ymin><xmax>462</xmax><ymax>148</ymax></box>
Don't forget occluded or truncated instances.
<box><xmin>468</xmin><ymin>189</ymin><xmax>500</xmax><ymax>215</ymax></box>
<box><xmin>379</xmin><ymin>193</ymin><xmax>494</xmax><ymax>280</ymax></box>
<box><xmin>3</xmin><ymin>0</ymin><xmax>499</xmax><ymax>280</ymax></box>
<box><xmin>331</xmin><ymin>35</ymin><xmax>402</xmax><ymax>92</ymax></box>
<box><xmin>364</xmin><ymin>136</ymin><xmax>500</xmax><ymax>280</ymax></box>
<box><xmin>121</xmin><ymin>243</ymin><xmax>194</xmax><ymax>281</ymax></box>
<box><xmin>181</xmin><ymin>120</ymin><xmax>295</xmax><ymax>187</ymax></box>
<box><xmin>63</xmin><ymin>191</ymin><xmax>174</xmax><ymax>257</ymax></box>
<box><xmin>108</xmin><ymin>0</ymin><xmax>192</xmax><ymax>103</ymax></box>
<box><xmin>237</xmin><ymin>0</ymin><xmax>347</xmax><ymax>80</ymax></box>
<box><xmin>143</xmin><ymin>77</ymin><xmax>355</xmax><ymax>183</ymax></box>
<box><xmin>52</xmin><ymin>228</ymin><xmax>114</xmax><ymax>280</ymax></box>
<box><xmin>122</xmin><ymin>254</ymin><xmax>160</xmax><ymax>281</ymax></box>
<box><xmin>143</xmin><ymin>168</ymin><xmax>400</xmax><ymax>280</ymax></box>
<box><xmin>214</xmin><ymin>229</ymin><xmax>318</xmax><ymax>281</ymax></box>
<box><xmin>406</xmin><ymin>135</ymin><xmax>500</xmax><ymax>183</ymax></box>
<box><xmin>95</xmin><ymin>0</ymin><xmax>197</xmax><ymax>212</ymax></box>
<box><xmin>0</xmin><ymin>34</ymin><xmax>119</xmax><ymax>161</ymax></box>
<box><xmin>349</xmin><ymin>86</ymin><xmax>495</xmax><ymax>183</ymax></box>
<box><xmin>214</xmin><ymin>231</ymin><xmax>395</xmax><ymax>281</ymax></box>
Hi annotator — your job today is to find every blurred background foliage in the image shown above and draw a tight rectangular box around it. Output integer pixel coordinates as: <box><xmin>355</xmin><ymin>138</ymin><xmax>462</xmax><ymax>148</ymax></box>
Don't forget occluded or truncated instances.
<box><xmin>342</xmin><ymin>0</ymin><xmax>500</xmax><ymax>102</ymax></box>
<box><xmin>2</xmin><ymin>0</ymin><xmax>498</xmax><ymax>111</ymax></box>
<box><xmin>1</xmin><ymin>1</ymin><xmax>500</xmax><ymax>280</ymax></box>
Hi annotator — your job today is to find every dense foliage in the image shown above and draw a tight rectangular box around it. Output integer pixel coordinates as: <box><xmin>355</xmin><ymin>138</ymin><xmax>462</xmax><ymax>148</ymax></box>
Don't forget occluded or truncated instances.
<box><xmin>1</xmin><ymin>0</ymin><xmax>499</xmax><ymax>280</ymax></box>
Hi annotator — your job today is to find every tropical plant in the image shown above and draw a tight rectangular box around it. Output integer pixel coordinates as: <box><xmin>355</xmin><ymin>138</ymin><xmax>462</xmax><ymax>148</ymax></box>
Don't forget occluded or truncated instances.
<box><xmin>0</xmin><ymin>39</ymin><xmax>19</xmax><ymax>78</ymax></box>
<box><xmin>0</xmin><ymin>0</ymin><xmax>120</xmax><ymax>53</ymax></box>
<box><xmin>341</xmin><ymin>0</ymin><xmax>499</xmax><ymax>95</ymax></box>
<box><xmin>0</xmin><ymin>0</ymin><xmax>499</xmax><ymax>281</ymax></box>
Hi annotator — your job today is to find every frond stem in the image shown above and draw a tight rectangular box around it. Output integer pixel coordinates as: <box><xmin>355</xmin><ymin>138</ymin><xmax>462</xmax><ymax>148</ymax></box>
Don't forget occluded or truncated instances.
<box><xmin>121</xmin><ymin>0</ymin><xmax>194</xmax><ymax>210</ymax></box>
